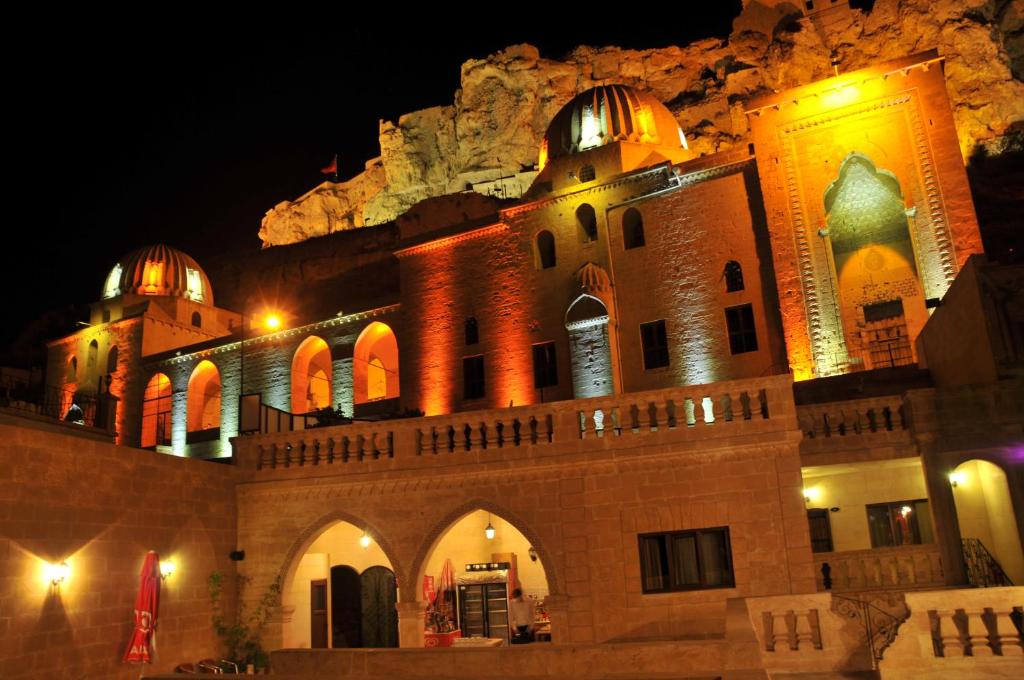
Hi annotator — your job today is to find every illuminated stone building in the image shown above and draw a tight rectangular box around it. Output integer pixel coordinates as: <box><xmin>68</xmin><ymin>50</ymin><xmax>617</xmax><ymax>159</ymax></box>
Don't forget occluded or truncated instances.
<box><xmin>6</xmin><ymin>45</ymin><xmax>1023</xmax><ymax>680</ymax></box>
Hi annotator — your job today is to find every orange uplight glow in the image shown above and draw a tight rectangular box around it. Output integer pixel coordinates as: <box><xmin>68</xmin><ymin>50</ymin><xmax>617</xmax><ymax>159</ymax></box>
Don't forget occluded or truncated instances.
<box><xmin>537</xmin><ymin>138</ymin><xmax>548</xmax><ymax>173</ymax></box>
<box><xmin>142</xmin><ymin>261</ymin><xmax>165</xmax><ymax>295</ymax></box>
<box><xmin>263</xmin><ymin>313</ymin><xmax>282</xmax><ymax>330</ymax></box>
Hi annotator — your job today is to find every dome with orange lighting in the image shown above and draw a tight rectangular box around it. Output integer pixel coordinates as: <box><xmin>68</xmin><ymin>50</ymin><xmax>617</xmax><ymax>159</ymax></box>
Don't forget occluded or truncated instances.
<box><xmin>539</xmin><ymin>84</ymin><xmax>686</xmax><ymax>167</ymax></box>
<box><xmin>102</xmin><ymin>244</ymin><xmax>213</xmax><ymax>305</ymax></box>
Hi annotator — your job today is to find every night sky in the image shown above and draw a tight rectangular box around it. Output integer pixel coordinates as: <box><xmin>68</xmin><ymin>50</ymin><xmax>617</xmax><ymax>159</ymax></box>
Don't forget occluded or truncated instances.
<box><xmin>6</xmin><ymin>7</ymin><xmax>755</xmax><ymax>366</ymax></box>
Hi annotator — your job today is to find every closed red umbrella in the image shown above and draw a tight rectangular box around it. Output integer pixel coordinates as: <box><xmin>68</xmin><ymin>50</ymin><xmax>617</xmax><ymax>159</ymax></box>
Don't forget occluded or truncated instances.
<box><xmin>123</xmin><ymin>551</ymin><xmax>161</xmax><ymax>664</ymax></box>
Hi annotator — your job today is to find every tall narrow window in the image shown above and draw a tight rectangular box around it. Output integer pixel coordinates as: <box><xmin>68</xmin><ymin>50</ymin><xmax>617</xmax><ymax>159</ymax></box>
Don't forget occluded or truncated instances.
<box><xmin>536</xmin><ymin>230</ymin><xmax>556</xmax><ymax>269</ymax></box>
<box><xmin>463</xmin><ymin>355</ymin><xmax>485</xmax><ymax>400</ymax></box>
<box><xmin>725</xmin><ymin>304</ymin><xmax>758</xmax><ymax>354</ymax></box>
<box><xmin>623</xmin><ymin>208</ymin><xmax>645</xmax><ymax>249</ymax></box>
<box><xmin>724</xmin><ymin>260</ymin><xmax>744</xmax><ymax>292</ymax></box>
<box><xmin>106</xmin><ymin>346</ymin><xmax>119</xmax><ymax>374</ymax></box>
<box><xmin>87</xmin><ymin>340</ymin><xmax>98</xmax><ymax>371</ymax></box>
<box><xmin>640</xmin><ymin>320</ymin><xmax>669</xmax><ymax>369</ymax></box>
<box><xmin>638</xmin><ymin>527</ymin><xmax>735</xmax><ymax>593</ymax></box>
<box><xmin>67</xmin><ymin>356</ymin><xmax>78</xmax><ymax>381</ymax></box>
<box><xmin>577</xmin><ymin>204</ymin><xmax>598</xmax><ymax>243</ymax></box>
<box><xmin>191</xmin><ymin>311</ymin><xmax>202</xmax><ymax>328</ymax></box>
<box><xmin>532</xmin><ymin>342</ymin><xmax>558</xmax><ymax>389</ymax></box>
<box><xmin>465</xmin><ymin>317</ymin><xmax>479</xmax><ymax>346</ymax></box>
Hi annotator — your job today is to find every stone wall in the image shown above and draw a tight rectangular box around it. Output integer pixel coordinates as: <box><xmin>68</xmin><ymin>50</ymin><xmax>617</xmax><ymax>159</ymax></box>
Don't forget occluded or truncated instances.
<box><xmin>232</xmin><ymin>374</ymin><xmax>814</xmax><ymax>649</ymax></box>
<box><xmin>260</xmin><ymin>0</ymin><xmax>1024</xmax><ymax>247</ymax></box>
<box><xmin>0</xmin><ymin>422</ymin><xmax>239</xmax><ymax>679</ymax></box>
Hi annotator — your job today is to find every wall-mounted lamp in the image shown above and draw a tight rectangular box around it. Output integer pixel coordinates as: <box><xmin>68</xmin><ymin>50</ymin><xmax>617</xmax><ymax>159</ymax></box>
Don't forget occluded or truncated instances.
<box><xmin>360</xmin><ymin>530</ymin><xmax>372</xmax><ymax>548</ymax></box>
<box><xmin>484</xmin><ymin>514</ymin><xmax>495</xmax><ymax>540</ymax></box>
<box><xmin>803</xmin><ymin>486</ymin><xmax>821</xmax><ymax>504</ymax></box>
<box><xmin>46</xmin><ymin>561</ymin><xmax>70</xmax><ymax>587</ymax></box>
<box><xmin>159</xmin><ymin>560</ymin><xmax>176</xmax><ymax>580</ymax></box>
<box><xmin>528</xmin><ymin>547</ymin><xmax>538</xmax><ymax>563</ymax></box>
<box><xmin>949</xmin><ymin>471</ymin><xmax>966</xmax><ymax>488</ymax></box>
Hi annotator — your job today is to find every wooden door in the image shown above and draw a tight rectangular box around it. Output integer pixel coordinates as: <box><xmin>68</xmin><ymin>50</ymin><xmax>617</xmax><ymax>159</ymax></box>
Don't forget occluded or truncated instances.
<box><xmin>310</xmin><ymin>579</ymin><xmax>328</xmax><ymax>648</ymax></box>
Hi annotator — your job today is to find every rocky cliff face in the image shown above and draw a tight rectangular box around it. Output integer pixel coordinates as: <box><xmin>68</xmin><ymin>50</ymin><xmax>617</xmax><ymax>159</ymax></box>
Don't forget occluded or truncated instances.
<box><xmin>259</xmin><ymin>0</ymin><xmax>1024</xmax><ymax>247</ymax></box>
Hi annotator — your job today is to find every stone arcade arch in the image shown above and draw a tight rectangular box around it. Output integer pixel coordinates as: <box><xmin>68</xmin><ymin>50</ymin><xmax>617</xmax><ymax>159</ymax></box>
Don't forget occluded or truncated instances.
<box><xmin>186</xmin><ymin>360</ymin><xmax>221</xmax><ymax>433</ymax></box>
<box><xmin>353</xmin><ymin>322</ymin><xmax>399</xmax><ymax>406</ymax></box>
<box><xmin>278</xmin><ymin>512</ymin><xmax>403</xmax><ymax>650</ymax></box>
<box><xmin>291</xmin><ymin>335</ymin><xmax>332</xmax><ymax>414</ymax></box>
<box><xmin>141</xmin><ymin>372</ymin><xmax>172</xmax><ymax>447</ymax></box>
<box><xmin>950</xmin><ymin>459</ymin><xmax>1024</xmax><ymax>584</ymax></box>
<box><xmin>409</xmin><ymin>499</ymin><xmax>560</xmax><ymax>645</ymax></box>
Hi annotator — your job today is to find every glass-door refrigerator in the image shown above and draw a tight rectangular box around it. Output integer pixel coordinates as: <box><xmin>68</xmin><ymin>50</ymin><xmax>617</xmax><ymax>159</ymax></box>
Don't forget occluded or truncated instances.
<box><xmin>457</xmin><ymin>581</ymin><xmax>509</xmax><ymax>642</ymax></box>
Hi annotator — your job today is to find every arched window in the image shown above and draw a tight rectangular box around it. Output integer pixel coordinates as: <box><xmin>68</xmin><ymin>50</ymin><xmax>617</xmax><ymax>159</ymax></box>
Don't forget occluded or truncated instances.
<box><xmin>291</xmin><ymin>336</ymin><xmax>332</xmax><ymax>414</ymax></box>
<box><xmin>191</xmin><ymin>311</ymin><xmax>202</xmax><ymax>328</ymax></box>
<box><xmin>353</xmin><ymin>322</ymin><xmax>400</xmax><ymax>405</ymax></box>
<box><xmin>187</xmin><ymin>360</ymin><xmax>221</xmax><ymax>432</ymax></box>
<box><xmin>87</xmin><ymin>340</ymin><xmax>99</xmax><ymax>371</ymax></box>
<box><xmin>106</xmin><ymin>345</ymin><xmax>119</xmax><ymax>374</ymax></box>
<box><xmin>724</xmin><ymin>260</ymin><xmax>744</xmax><ymax>292</ymax></box>
<box><xmin>535</xmin><ymin>230</ymin><xmax>556</xmax><ymax>269</ymax></box>
<box><xmin>67</xmin><ymin>356</ymin><xmax>78</xmax><ymax>381</ymax></box>
<box><xmin>465</xmin><ymin>317</ymin><xmax>479</xmax><ymax>346</ymax></box>
<box><xmin>623</xmin><ymin>208</ymin><xmax>645</xmax><ymax>249</ymax></box>
<box><xmin>141</xmin><ymin>372</ymin><xmax>172</xmax><ymax>447</ymax></box>
<box><xmin>576</xmin><ymin>204</ymin><xmax>598</xmax><ymax>243</ymax></box>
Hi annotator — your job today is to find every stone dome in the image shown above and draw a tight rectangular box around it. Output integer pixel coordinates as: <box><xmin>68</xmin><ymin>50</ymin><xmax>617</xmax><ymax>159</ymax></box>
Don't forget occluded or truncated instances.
<box><xmin>539</xmin><ymin>84</ymin><xmax>686</xmax><ymax>167</ymax></box>
<box><xmin>102</xmin><ymin>244</ymin><xmax>213</xmax><ymax>305</ymax></box>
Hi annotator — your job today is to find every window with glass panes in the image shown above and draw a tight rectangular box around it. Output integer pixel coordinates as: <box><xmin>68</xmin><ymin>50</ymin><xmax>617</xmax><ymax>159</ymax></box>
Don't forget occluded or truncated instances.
<box><xmin>866</xmin><ymin>499</ymin><xmax>933</xmax><ymax>548</ymax></box>
<box><xmin>640</xmin><ymin>320</ymin><xmax>669</xmax><ymax>369</ymax></box>
<box><xmin>532</xmin><ymin>342</ymin><xmax>557</xmax><ymax>389</ymax></box>
<box><xmin>638</xmin><ymin>527</ymin><xmax>734</xmax><ymax>593</ymax></box>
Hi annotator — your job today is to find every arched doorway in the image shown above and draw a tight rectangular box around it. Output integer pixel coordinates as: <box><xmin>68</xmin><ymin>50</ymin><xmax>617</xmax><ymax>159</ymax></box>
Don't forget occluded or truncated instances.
<box><xmin>353</xmin><ymin>322</ymin><xmax>399</xmax><ymax>408</ymax></box>
<box><xmin>421</xmin><ymin>510</ymin><xmax>551</xmax><ymax>643</ymax></box>
<box><xmin>291</xmin><ymin>336</ymin><xmax>332</xmax><ymax>414</ymax></box>
<box><xmin>283</xmin><ymin>520</ymin><xmax>399</xmax><ymax>649</ymax></box>
<box><xmin>186</xmin><ymin>360</ymin><xmax>221</xmax><ymax>435</ymax></box>
<box><xmin>566</xmin><ymin>294</ymin><xmax>613</xmax><ymax>399</ymax></box>
<box><xmin>951</xmin><ymin>459</ymin><xmax>1024</xmax><ymax>584</ymax></box>
<box><xmin>141</xmin><ymin>372</ymin><xmax>172</xmax><ymax>447</ymax></box>
<box><xmin>823</xmin><ymin>153</ymin><xmax>927</xmax><ymax>371</ymax></box>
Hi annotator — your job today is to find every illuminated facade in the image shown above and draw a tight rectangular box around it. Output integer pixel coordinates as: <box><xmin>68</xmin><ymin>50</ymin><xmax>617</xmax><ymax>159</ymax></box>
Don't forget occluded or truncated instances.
<box><xmin>30</xmin><ymin>49</ymin><xmax>1023</xmax><ymax>679</ymax></box>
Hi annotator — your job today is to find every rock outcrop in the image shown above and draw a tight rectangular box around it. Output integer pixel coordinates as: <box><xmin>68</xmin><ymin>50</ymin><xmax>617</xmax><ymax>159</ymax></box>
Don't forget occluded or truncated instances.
<box><xmin>259</xmin><ymin>0</ymin><xmax>1024</xmax><ymax>247</ymax></box>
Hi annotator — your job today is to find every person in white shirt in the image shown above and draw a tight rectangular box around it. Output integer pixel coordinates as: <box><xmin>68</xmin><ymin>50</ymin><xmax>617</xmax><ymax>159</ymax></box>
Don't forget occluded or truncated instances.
<box><xmin>508</xmin><ymin>588</ymin><xmax>534</xmax><ymax>644</ymax></box>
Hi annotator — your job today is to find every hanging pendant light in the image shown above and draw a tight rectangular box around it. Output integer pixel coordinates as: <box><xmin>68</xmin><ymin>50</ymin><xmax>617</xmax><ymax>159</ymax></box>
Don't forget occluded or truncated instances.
<box><xmin>484</xmin><ymin>513</ymin><xmax>495</xmax><ymax>540</ymax></box>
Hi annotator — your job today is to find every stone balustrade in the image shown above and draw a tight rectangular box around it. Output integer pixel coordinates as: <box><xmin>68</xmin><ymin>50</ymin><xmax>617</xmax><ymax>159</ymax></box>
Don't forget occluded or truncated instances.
<box><xmin>234</xmin><ymin>374</ymin><xmax>794</xmax><ymax>473</ymax></box>
<box><xmin>798</xmin><ymin>395</ymin><xmax>906</xmax><ymax>440</ymax></box>
<box><xmin>814</xmin><ymin>545</ymin><xmax>944</xmax><ymax>592</ymax></box>
<box><xmin>879</xmin><ymin>587</ymin><xmax>1023</xmax><ymax>678</ymax></box>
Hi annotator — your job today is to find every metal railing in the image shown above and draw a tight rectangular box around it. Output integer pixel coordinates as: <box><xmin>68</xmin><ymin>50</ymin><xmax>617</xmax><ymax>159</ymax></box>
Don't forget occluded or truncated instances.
<box><xmin>832</xmin><ymin>593</ymin><xmax>908</xmax><ymax>668</ymax></box>
<box><xmin>962</xmin><ymin>538</ymin><xmax>1014</xmax><ymax>587</ymax></box>
<box><xmin>0</xmin><ymin>383</ymin><xmax>100</xmax><ymax>428</ymax></box>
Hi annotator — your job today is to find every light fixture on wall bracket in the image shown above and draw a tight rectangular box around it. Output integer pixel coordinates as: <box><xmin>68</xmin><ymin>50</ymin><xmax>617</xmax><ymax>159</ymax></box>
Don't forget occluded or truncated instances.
<box><xmin>159</xmin><ymin>560</ymin><xmax>176</xmax><ymax>580</ymax></box>
<box><xmin>46</xmin><ymin>561</ymin><xmax>70</xmax><ymax>587</ymax></box>
<box><xmin>949</xmin><ymin>471</ymin><xmax>965</xmax><ymax>488</ymax></box>
<box><xmin>528</xmin><ymin>547</ymin><xmax>538</xmax><ymax>562</ymax></box>
<box><xmin>484</xmin><ymin>514</ymin><xmax>495</xmax><ymax>540</ymax></box>
<box><xmin>360</xmin><ymin>530</ymin><xmax>372</xmax><ymax>548</ymax></box>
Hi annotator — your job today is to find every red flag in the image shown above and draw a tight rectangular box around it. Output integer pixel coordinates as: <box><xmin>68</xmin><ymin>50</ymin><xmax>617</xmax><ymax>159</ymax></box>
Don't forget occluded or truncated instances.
<box><xmin>123</xmin><ymin>551</ymin><xmax>161</xmax><ymax>664</ymax></box>
<box><xmin>320</xmin><ymin>154</ymin><xmax>338</xmax><ymax>175</ymax></box>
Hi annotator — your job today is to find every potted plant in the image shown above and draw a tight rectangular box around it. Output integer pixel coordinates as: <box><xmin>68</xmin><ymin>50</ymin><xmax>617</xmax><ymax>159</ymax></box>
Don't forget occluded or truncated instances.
<box><xmin>209</xmin><ymin>571</ymin><xmax>281</xmax><ymax>673</ymax></box>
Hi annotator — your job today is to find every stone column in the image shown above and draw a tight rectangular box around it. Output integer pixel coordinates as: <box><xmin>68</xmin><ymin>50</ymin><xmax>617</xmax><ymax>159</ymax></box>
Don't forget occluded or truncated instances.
<box><xmin>396</xmin><ymin>600</ymin><xmax>426</xmax><ymax>648</ymax></box>
<box><xmin>921</xmin><ymin>452</ymin><xmax>968</xmax><ymax>586</ymax></box>
<box><xmin>542</xmin><ymin>594</ymin><xmax>569</xmax><ymax>645</ymax></box>
<box><xmin>264</xmin><ymin>604</ymin><xmax>294</xmax><ymax>652</ymax></box>
<box><xmin>333</xmin><ymin>356</ymin><xmax>354</xmax><ymax>418</ymax></box>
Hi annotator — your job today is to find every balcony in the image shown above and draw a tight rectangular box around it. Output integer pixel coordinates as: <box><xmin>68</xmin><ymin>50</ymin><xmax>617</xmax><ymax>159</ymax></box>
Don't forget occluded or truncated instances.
<box><xmin>813</xmin><ymin>544</ymin><xmax>945</xmax><ymax>592</ymax></box>
<box><xmin>232</xmin><ymin>374</ymin><xmax>798</xmax><ymax>478</ymax></box>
